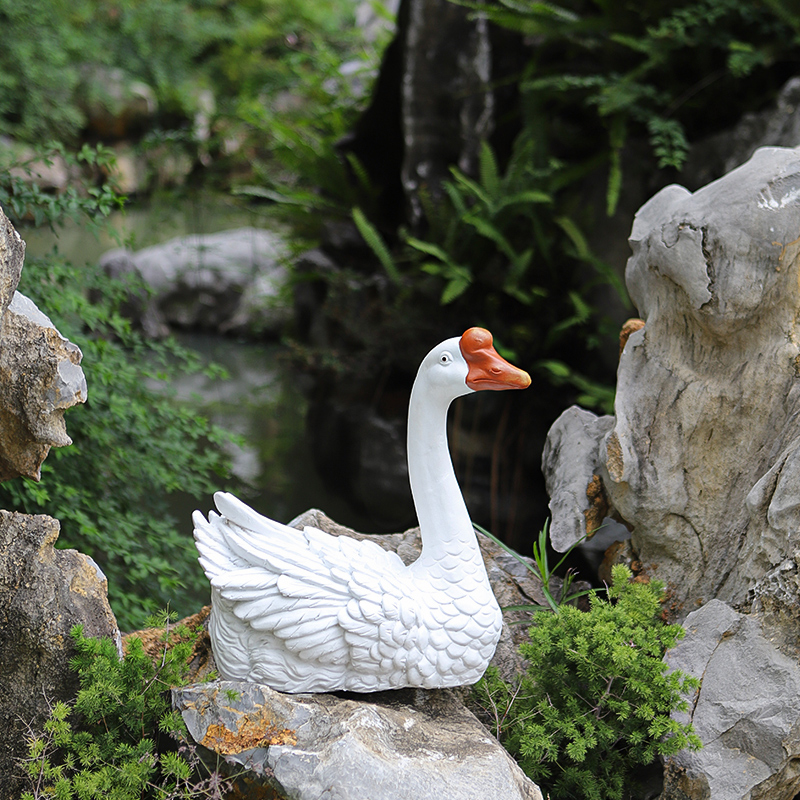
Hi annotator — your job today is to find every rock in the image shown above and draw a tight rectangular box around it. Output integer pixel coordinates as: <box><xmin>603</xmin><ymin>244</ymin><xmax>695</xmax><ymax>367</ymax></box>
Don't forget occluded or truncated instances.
<box><xmin>99</xmin><ymin>227</ymin><xmax>291</xmax><ymax>337</ymax></box>
<box><xmin>355</xmin><ymin>0</ymin><xmax>401</xmax><ymax>43</ymax></box>
<box><xmin>77</xmin><ymin>64</ymin><xmax>157</xmax><ymax>140</ymax></box>
<box><xmin>542</xmin><ymin>405</ymin><xmax>615</xmax><ymax>552</ymax></box>
<box><xmin>173</xmin><ymin>680</ymin><xmax>544</xmax><ymax>800</ymax></box>
<box><xmin>660</xmin><ymin>600</ymin><xmax>800</xmax><ymax>800</ymax></box>
<box><xmin>685</xmin><ymin>77</ymin><xmax>800</xmax><ymax>192</ymax></box>
<box><xmin>7</xmin><ymin>150</ymin><xmax>71</xmax><ymax>193</ymax></box>
<box><xmin>0</xmin><ymin>208</ymin><xmax>117</xmax><ymax>799</ymax></box>
<box><xmin>340</xmin><ymin>0</ymin><xmax>528</xmax><ymax>230</ymax></box>
<box><xmin>0</xmin><ymin>206</ymin><xmax>87</xmax><ymax>480</ymax></box>
<box><xmin>0</xmin><ymin>511</ymin><xmax>120</xmax><ymax>800</ymax></box>
<box><xmin>542</xmin><ymin>146</ymin><xmax>800</xmax><ymax>613</ymax></box>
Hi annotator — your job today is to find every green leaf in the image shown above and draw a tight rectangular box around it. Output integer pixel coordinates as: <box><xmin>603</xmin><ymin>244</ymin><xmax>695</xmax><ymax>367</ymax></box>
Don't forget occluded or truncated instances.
<box><xmin>352</xmin><ymin>206</ymin><xmax>401</xmax><ymax>284</ymax></box>
<box><xmin>406</xmin><ymin>236</ymin><xmax>452</xmax><ymax>264</ymax></box>
<box><xmin>449</xmin><ymin>168</ymin><xmax>493</xmax><ymax>208</ymax></box>
<box><xmin>496</xmin><ymin>190</ymin><xmax>552</xmax><ymax>210</ymax></box>
<box><xmin>441</xmin><ymin>276</ymin><xmax>472</xmax><ymax>304</ymax></box>
<box><xmin>479</xmin><ymin>141</ymin><xmax>501</xmax><ymax>198</ymax></box>
<box><xmin>555</xmin><ymin>216</ymin><xmax>592</xmax><ymax>261</ymax></box>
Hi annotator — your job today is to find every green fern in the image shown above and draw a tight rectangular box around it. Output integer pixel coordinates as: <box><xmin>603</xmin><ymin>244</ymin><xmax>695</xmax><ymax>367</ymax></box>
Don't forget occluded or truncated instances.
<box><xmin>352</xmin><ymin>206</ymin><xmax>401</xmax><ymax>284</ymax></box>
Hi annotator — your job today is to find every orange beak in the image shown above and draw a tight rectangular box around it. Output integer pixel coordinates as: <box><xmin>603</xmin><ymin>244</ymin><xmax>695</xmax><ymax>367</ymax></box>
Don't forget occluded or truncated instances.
<box><xmin>459</xmin><ymin>328</ymin><xmax>531</xmax><ymax>391</ymax></box>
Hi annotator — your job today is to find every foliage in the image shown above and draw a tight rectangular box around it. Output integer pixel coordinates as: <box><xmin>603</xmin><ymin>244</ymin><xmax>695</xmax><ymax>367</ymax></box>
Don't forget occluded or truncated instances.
<box><xmin>356</xmin><ymin>137</ymin><xmax>624</xmax><ymax>414</ymax></box>
<box><xmin>0</xmin><ymin>150</ymin><xmax>233</xmax><ymax>630</ymax></box>
<box><xmin>0</xmin><ymin>0</ymin><xmax>87</xmax><ymax>142</ymax></box>
<box><xmin>19</xmin><ymin>616</ymin><xmax>234</xmax><ymax>800</ymax></box>
<box><xmin>473</xmin><ymin>565</ymin><xmax>701</xmax><ymax>800</ymax></box>
<box><xmin>0</xmin><ymin>0</ymin><xmax>366</xmax><ymax>167</ymax></box>
<box><xmin>476</xmin><ymin>520</ymin><xmax>595</xmax><ymax>613</ymax></box>
<box><xmin>0</xmin><ymin>143</ymin><xmax>123</xmax><ymax>228</ymax></box>
<box><xmin>467</xmin><ymin>0</ymin><xmax>800</xmax><ymax>206</ymax></box>
<box><xmin>233</xmin><ymin>19</ymin><xmax>385</xmax><ymax>233</ymax></box>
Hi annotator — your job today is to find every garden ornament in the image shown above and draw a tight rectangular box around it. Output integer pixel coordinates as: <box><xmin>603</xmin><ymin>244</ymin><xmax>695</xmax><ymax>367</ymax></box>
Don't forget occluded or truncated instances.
<box><xmin>193</xmin><ymin>327</ymin><xmax>530</xmax><ymax>692</ymax></box>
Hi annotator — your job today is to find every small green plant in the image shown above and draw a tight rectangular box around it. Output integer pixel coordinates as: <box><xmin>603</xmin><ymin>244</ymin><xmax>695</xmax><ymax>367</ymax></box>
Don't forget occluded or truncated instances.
<box><xmin>0</xmin><ymin>143</ymin><xmax>124</xmax><ymax>228</ymax></box>
<box><xmin>20</xmin><ymin>614</ymin><xmax>236</xmax><ymax>800</ymax></box>
<box><xmin>476</xmin><ymin>520</ymin><xmax>595</xmax><ymax>613</ymax></box>
<box><xmin>473</xmin><ymin>565</ymin><xmax>701</xmax><ymax>800</ymax></box>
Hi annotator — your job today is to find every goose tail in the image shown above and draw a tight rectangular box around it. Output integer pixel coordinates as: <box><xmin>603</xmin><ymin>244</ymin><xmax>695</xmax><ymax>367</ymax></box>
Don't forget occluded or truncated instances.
<box><xmin>192</xmin><ymin>505</ymin><xmax>241</xmax><ymax>582</ymax></box>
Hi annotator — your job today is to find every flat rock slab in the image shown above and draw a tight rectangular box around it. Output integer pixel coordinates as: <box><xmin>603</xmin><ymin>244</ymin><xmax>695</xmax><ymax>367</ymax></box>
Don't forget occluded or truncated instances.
<box><xmin>174</xmin><ymin>680</ymin><xmax>543</xmax><ymax>800</ymax></box>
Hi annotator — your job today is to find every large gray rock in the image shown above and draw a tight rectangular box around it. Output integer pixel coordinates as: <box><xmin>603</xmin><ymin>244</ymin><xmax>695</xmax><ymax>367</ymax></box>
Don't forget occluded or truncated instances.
<box><xmin>0</xmin><ymin>512</ymin><xmax>120</xmax><ymax>800</ymax></box>
<box><xmin>543</xmin><ymin>146</ymin><xmax>800</xmax><ymax>612</ymax></box>
<box><xmin>0</xmin><ymin>205</ymin><xmax>87</xmax><ymax>480</ymax></box>
<box><xmin>660</xmin><ymin>600</ymin><xmax>800</xmax><ymax>800</ymax></box>
<box><xmin>173</xmin><ymin>680</ymin><xmax>543</xmax><ymax>800</ymax></box>
<box><xmin>99</xmin><ymin>227</ymin><xmax>290</xmax><ymax>337</ymax></box>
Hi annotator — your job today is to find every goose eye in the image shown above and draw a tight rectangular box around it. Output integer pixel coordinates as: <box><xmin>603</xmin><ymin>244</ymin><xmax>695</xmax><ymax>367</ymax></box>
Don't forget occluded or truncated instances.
<box><xmin>439</xmin><ymin>352</ymin><xmax>453</xmax><ymax>364</ymax></box>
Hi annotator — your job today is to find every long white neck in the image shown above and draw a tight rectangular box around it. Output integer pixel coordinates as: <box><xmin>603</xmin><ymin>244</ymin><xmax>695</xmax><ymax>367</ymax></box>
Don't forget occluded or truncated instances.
<box><xmin>406</xmin><ymin>378</ymin><xmax>479</xmax><ymax>572</ymax></box>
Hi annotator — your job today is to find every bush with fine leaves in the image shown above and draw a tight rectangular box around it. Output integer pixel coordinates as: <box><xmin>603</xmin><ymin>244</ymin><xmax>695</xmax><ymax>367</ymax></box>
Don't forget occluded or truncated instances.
<box><xmin>20</xmin><ymin>618</ymin><xmax>234</xmax><ymax>800</ymax></box>
<box><xmin>474</xmin><ymin>565</ymin><xmax>701</xmax><ymax>800</ymax></box>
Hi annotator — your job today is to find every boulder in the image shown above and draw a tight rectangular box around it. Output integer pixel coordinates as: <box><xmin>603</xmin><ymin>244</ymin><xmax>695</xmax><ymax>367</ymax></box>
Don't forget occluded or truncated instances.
<box><xmin>173</xmin><ymin>680</ymin><xmax>544</xmax><ymax>800</ymax></box>
<box><xmin>340</xmin><ymin>0</ymin><xmax>528</xmax><ymax>230</ymax></box>
<box><xmin>543</xmin><ymin>146</ymin><xmax>800</xmax><ymax>614</ymax></box>
<box><xmin>660</xmin><ymin>600</ymin><xmax>800</xmax><ymax>800</ymax></box>
<box><xmin>0</xmin><ymin>206</ymin><xmax>87</xmax><ymax>480</ymax></box>
<box><xmin>99</xmin><ymin>227</ymin><xmax>290</xmax><ymax>337</ymax></box>
<box><xmin>541</xmin><ymin>147</ymin><xmax>800</xmax><ymax>797</ymax></box>
<box><xmin>76</xmin><ymin>64</ymin><xmax>157</xmax><ymax>141</ymax></box>
<box><xmin>685</xmin><ymin>76</ymin><xmax>800</xmax><ymax>192</ymax></box>
<box><xmin>0</xmin><ymin>512</ymin><xmax>120</xmax><ymax>800</ymax></box>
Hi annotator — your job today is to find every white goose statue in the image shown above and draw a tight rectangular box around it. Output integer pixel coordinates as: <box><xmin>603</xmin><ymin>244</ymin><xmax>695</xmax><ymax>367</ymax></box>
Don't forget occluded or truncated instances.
<box><xmin>193</xmin><ymin>327</ymin><xmax>531</xmax><ymax>692</ymax></box>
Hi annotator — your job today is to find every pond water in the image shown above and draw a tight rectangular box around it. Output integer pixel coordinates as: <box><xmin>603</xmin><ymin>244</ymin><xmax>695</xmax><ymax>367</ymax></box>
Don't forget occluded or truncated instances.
<box><xmin>18</xmin><ymin>191</ymin><xmax>281</xmax><ymax>263</ymax></box>
<box><xmin>163</xmin><ymin>332</ymin><xmax>391</xmax><ymax>536</ymax></box>
<box><xmin>18</xmin><ymin>194</ymin><xmax>385</xmax><ymax>538</ymax></box>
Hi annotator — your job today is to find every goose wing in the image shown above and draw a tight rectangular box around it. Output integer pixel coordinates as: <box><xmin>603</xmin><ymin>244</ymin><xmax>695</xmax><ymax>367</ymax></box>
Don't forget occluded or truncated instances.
<box><xmin>193</xmin><ymin>492</ymin><xmax>423</xmax><ymax>673</ymax></box>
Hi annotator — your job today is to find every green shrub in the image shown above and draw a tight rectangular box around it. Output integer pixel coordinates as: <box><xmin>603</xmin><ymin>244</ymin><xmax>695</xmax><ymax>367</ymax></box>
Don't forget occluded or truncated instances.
<box><xmin>473</xmin><ymin>565</ymin><xmax>701</xmax><ymax>800</ymax></box>
<box><xmin>19</xmin><ymin>617</ymin><xmax>233</xmax><ymax>800</ymax></box>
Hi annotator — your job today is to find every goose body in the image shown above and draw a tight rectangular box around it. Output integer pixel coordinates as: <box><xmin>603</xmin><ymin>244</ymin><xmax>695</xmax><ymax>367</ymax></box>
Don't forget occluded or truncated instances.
<box><xmin>193</xmin><ymin>327</ymin><xmax>530</xmax><ymax>692</ymax></box>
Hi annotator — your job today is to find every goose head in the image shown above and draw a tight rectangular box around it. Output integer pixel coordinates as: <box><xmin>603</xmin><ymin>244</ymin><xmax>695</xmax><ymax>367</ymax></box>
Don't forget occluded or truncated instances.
<box><xmin>416</xmin><ymin>327</ymin><xmax>531</xmax><ymax>403</ymax></box>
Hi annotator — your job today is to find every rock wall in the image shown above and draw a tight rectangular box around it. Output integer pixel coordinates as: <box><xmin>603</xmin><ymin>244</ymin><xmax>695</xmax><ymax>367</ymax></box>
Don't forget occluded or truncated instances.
<box><xmin>341</xmin><ymin>0</ymin><xmax>527</xmax><ymax>230</ymax></box>
<box><xmin>0</xmin><ymin>204</ymin><xmax>119</xmax><ymax>799</ymax></box>
<box><xmin>545</xmin><ymin>146</ymin><xmax>800</xmax><ymax>613</ymax></box>
<box><xmin>543</xmin><ymin>146</ymin><xmax>800</xmax><ymax>799</ymax></box>
<box><xmin>0</xmin><ymin>513</ymin><xmax>119</xmax><ymax>800</ymax></box>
